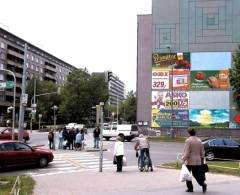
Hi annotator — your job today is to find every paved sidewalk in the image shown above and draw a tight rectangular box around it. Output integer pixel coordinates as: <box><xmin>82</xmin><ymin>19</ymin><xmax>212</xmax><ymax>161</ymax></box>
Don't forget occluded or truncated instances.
<box><xmin>33</xmin><ymin>167</ymin><xmax>240</xmax><ymax>195</ymax></box>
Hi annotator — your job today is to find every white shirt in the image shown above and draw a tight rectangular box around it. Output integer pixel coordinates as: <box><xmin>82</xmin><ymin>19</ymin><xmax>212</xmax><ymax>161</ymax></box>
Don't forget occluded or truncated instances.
<box><xmin>114</xmin><ymin>141</ymin><xmax>124</xmax><ymax>156</ymax></box>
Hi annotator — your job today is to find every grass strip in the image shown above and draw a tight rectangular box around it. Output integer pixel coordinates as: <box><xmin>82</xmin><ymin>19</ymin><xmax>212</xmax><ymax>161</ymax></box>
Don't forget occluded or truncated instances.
<box><xmin>161</xmin><ymin>161</ymin><xmax>240</xmax><ymax>177</ymax></box>
<box><xmin>0</xmin><ymin>175</ymin><xmax>35</xmax><ymax>195</ymax></box>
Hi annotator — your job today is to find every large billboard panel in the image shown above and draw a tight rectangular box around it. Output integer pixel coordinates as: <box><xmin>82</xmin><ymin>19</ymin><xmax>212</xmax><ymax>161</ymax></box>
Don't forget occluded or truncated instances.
<box><xmin>152</xmin><ymin>52</ymin><xmax>191</xmax><ymax>69</ymax></box>
<box><xmin>152</xmin><ymin>69</ymin><xmax>170</xmax><ymax>90</ymax></box>
<box><xmin>189</xmin><ymin>109</ymin><xmax>229</xmax><ymax>128</ymax></box>
<box><xmin>151</xmin><ymin>109</ymin><xmax>189</xmax><ymax>128</ymax></box>
<box><xmin>172</xmin><ymin>69</ymin><xmax>190</xmax><ymax>90</ymax></box>
<box><xmin>152</xmin><ymin>91</ymin><xmax>189</xmax><ymax>110</ymax></box>
<box><xmin>191</xmin><ymin>70</ymin><xmax>229</xmax><ymax>90</ymax></box>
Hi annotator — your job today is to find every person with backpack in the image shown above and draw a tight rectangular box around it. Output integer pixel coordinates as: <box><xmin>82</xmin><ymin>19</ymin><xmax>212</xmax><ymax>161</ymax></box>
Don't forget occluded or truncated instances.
<box><xmin>93</xmin><ymin>126</ymin><xmax>100</xmax><ymax>148</ymax></box>
<box><xmin>48</xmin><ymin>129</ymin><xmax>54</xmax><ymax>149</ymax></box>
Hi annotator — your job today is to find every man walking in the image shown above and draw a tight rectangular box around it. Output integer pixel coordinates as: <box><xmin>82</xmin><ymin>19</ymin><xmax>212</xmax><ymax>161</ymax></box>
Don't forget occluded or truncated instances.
<box><xmin>182</xmin><ymin>128</ymin><xmax>207</xmax><ymax>193</ymax></box>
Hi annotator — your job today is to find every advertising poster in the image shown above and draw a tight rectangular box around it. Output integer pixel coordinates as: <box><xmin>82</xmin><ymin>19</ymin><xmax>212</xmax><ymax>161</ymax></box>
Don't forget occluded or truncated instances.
<box><xmin>152</xmin><ymin>52</ymin><xmax>191</xmax><ymax>69</ymax></box>
<box><xmin>152</xmin><ymin>91</ymin><xmax>189</xmax><ymax>110</ymax></box>
<box><xmin>152</xmin><ymin>69</ymin><xmax>170</xmax><ymax>90</ymax></box>
<box><xmin>229</xmin><ymin>109</ymin><xmax>240</xmax><ymax>129</ymax></box>
<box><xmin>189</xmin><ymin>109</ymin><xmax>229</xmax><ymax>128</ymax></box>
<box><xmin>151</xmin><ymin>109</ymin><xmax>189</xmax><ymax>128</ymax></box>
<box><xmin>191</xmin><ymin>70</ymin><xmax>230</xmax><ymax>90</ymax></box>
<box><xmin>171</xmin><ymin>69</ymin><xmax>190</xmax><ymax>90</ymax></box>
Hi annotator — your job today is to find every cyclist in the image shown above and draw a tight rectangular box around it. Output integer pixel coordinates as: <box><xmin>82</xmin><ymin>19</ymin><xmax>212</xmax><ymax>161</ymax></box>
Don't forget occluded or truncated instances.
<box><xmin>134</xmin><ymin>134</ymin><xmax>153</xmax><ymax>172</ymax></box>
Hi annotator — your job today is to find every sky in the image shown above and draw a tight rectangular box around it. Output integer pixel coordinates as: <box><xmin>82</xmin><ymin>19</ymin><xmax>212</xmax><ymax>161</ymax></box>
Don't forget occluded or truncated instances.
<box><xmin>0</xmin><ymin>0</ymin><xmax>152</xmax><ymax>92</ymax></box>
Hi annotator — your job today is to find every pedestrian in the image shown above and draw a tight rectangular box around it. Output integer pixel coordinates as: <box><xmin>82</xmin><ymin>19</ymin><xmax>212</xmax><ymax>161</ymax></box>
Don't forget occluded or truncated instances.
<box><xmin>134</xmin><ymin>134</ymin><xmax>153</xmax><ymax>172</ymax></box>
<box><xmin>62</xmin><ymin>127</ymin><xmax>69</xmax><ymax>149</ymax></box>
<box><xmin>93</xmin><ymin>126</ymin><xmax>100</xmax><ymax>148</ymax></box>
<box><xmin>68</xmin><ymin>128</ymin><xmax>75</xmax><ymax>150</ymax></box>
<box><xmin>48</xmin><ymin>129</ymin><xmax>54</xmax><ymax>149</ymax></box>
<box><xmin>58</xmin><ymin>128</ymin><xmax>63</xmax><ymax>149</ymax></box>
<box><xmin>75</xmin><ymin>130</ymin><xmax>82</xmax><ymax>151</ymax></box>
<box><xmin>182</xmin><ymin>128</ymin><xmax>207</xmax><ymax>193</ymax></box>
<box><xmin>113</xmin><ymin>136</ymin><xmax>124</xmax><ymax>172</ymax></box>
<box><xmin>80</xmin><ymin>128</ymin><xmax>85</xmax><ymax>149</ymax></box>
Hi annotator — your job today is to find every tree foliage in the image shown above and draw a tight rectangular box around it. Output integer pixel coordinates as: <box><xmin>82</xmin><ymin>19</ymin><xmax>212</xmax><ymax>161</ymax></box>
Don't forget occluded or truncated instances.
<box><xmin>119</xmin><ymin>90</ymin><xmax>136</xmax><ymax>123</ymax></box>
<box><xmin>59</xmin><ymin>69</ymin><xmax>108</xmax><ymax>124</ymax></box>
<box><xmin>230</xmin><ymin>45</ymin><xmax>240</xmax><ymax>111</ymax></box>
<box><xmin>26</xmin><ymin>78</ymin><xmax>61</xmax><ymax>123</ymax></box>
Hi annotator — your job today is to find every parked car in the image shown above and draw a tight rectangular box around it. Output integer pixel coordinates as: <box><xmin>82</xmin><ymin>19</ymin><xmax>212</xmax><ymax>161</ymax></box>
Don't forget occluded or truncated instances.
<box><xmin>0</xmin><ymin>140</ymin><xmax>54</xmax><ymax>169</ymax></box>
<box><xmin>0</xmin><ymin>128</ymin><xmax>30</xmax><ymax>142</ymax></box>
<box><xmin>202</xmin><ymin>138</ymin><xmax>240</xmax><ymax>160</ymax></box>
<box><xmin>65</xmin><ymin>123</ymin><xmax>77</xmax><ymax>129</ymax></box>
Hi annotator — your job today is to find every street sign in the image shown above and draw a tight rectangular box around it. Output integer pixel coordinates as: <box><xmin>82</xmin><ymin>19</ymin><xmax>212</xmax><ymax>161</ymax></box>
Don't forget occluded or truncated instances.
<box><xmin>6</xmin><ymin>81</ymin><xmax>14</xmax><ymax>89</ymax></box>
<box><xmin>0</xmin><ymin>81</ymin><xmax>14</xmax><ymax>89</ymax></box>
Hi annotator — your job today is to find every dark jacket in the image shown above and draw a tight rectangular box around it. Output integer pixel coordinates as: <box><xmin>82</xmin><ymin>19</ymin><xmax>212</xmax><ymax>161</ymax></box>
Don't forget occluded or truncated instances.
<box><xmin>93</xmin><ymin>128</ymin><xmax>100</xmax><ymax>138</ymax></box>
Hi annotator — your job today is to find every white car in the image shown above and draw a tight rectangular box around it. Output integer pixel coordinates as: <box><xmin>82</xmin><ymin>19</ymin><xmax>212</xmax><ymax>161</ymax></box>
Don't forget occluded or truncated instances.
<box><xmin>65</xmin><ymin>123</ymin><xmax>77</xmax><ymax>129</ymax></box>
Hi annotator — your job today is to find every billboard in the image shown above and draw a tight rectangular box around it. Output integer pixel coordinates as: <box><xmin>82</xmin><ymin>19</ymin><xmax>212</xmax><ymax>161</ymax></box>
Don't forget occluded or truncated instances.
<box><xmin>172</xmin><ymin>69</ymin><xmax>190</xmax><ymax>90</ymax></box>
<box><xmin>189</xmin><ymin>109</ymin><xmax>229</xmax><ymax>128</ymax></box>
<box><xmin>152</xmin><ymin>52</ymin><xmax>191</xmax><ymax>69</ymax></box>
<box><xmin>152</xmin><ymin>91</ymin><xmax>189</xmax><ymax>110</ymax></box>
<box><xmin>151</xmin><ymin>109</ymin><xmax>189</xmax><ymax>128</ymax></box>
<box><xmin>191</xmin><ymin>70</ymin><xmax>229</xmax><ymax>90</ymax></box>
<box><xmin>152</xmin><ymin>69</ymin><xmax>170</xmax><ymax>90</ymax></box>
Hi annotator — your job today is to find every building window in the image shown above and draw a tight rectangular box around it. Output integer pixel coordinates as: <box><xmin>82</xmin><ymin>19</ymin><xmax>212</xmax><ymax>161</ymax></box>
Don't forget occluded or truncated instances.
<box><xmin>36</xmin><ymin>66</ymin><xmax>39</xmax><ymax>72</ymax></box>
<box><xmin>0</xmin><ymin>42</ymin><xmax>5</xmax><ymax>49</ymax></box>
<box><xmin>40</xmin><ymin>68</ymin><xmax>43</xmax><ymax>73</ymax></box>
<box><xmin>36</xmin><ymin>57</ymin><xmax>38</xmax><ymax>63</ymax></box>
<box><xmin>26</xmin><ymin>62</ymin><xmax>29</xmax><ymax>68</ymax></box>
<box><xmin>59</xmin><ymin>68</ymin><xmax>62</xmax><ymax>73</ymax></box>
<box><xmin>26</xmin><ymin>53</ymin><xmax>29</xmax><ymax>59</ymax></box>
<box><xmin>0</xmin><ymin>74</ymin><xmax>4</xmax><ymax>81</ymax></box>
<box><xmin>31</xmin><ymin>64</ymin><xmax>34</xmax><ymax>70</ymax></box>
<box><xmin>31</xmin><ymin>56</ymin><xmax>34</xmax><ymax>61</ymax></box>
<box><xmin>40</xmin><ymin>60</ymin><xmax>43</xmax><ymax>65</ymax></box>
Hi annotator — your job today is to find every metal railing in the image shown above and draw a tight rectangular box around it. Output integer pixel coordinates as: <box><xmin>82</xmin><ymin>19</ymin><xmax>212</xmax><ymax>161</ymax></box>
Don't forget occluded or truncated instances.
<box><xmin>10</xmin><ymin>176</ymin><xmax>20</xmax><ymax>195</ymax></box>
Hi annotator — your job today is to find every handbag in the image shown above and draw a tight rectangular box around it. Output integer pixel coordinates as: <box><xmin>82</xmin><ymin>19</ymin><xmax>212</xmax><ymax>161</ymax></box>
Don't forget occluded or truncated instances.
<box><xmin>179</xmin><ymin>164</ymin><xmax>192</xmax><ymax>182</ymax></box>
<box><xmin>202</xmin><ymin>164</ymin><xmax>209</xmax><ymax>173</ymax></box>
<box><xmin>123</xmin><ymin>156</ymin><xmax>127</xmax><ymax>166</ymax></box>
<box><xmin>113</xmin><ymin>156</ymin><xmax>117</xmax><ymax>165</ymax></box>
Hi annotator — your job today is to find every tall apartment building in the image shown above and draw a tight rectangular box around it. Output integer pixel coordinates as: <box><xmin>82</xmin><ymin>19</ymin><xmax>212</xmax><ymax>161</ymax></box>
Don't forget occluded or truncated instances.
<box><xmin>137</xmin><ymin>0</ymin><xmax>240</xmax><ymax>135</ymax></box>
<box><xmin>0</xmin><ymin>27</ymin><xmax>75</xmax><ymax>123</ymax></box>
<box><xmin>93</xmin><ymin>71</ymin><xmax>126</xmax><ymax>106</ymax></box>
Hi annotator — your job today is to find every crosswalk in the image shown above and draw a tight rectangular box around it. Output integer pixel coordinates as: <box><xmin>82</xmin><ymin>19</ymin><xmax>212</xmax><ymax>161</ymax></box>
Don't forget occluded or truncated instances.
<box><xmin>27</xmin><ymin>150</ymin><xmax>116</xmax><ymax>177</ymax></box>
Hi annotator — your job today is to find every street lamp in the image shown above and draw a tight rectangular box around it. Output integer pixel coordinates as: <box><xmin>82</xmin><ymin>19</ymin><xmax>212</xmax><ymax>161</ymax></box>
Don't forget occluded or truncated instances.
<box><xmin>52</xmin><ymin>105</ymin><xmax>58</xmax><ymax>150</ymax></box>
<box><xmin>166</xmin><ymin>46</ymin><xmax>174</xmax><ymax>138</ymax></box>
<box><xmin>0</xmin><ymin>68</ymin><xmax>16</xmax><ymax>140</ymax></box>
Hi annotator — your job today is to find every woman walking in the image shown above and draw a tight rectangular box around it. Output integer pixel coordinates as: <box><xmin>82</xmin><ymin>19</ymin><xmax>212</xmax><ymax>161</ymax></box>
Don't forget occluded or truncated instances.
<box><xmin>113</xmin><ymin>136</ymin><xmax>124</xmax><ymax>172</ymax></box>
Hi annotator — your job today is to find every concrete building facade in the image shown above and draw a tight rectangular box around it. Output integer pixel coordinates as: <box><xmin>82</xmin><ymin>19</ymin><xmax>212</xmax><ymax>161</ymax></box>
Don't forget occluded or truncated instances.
<box><xmin>0</xmin><ymin>27</ymin><xmax>75</xmax><ymax>123</ymax></box>
<box><xmin>137</xmin><ymin>0</ymin><xmax>240</xmax><ymax>135</ymax></box>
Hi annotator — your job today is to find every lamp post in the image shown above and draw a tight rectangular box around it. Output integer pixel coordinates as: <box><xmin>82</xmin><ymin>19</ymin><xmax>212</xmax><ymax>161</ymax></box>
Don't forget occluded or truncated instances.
<box><xmin>0</xmin><ymin>68</ymin><xmax>16</xmax><ymax>140</ymax></box>
<box><xmin>52</xmin><ymin>105</ymin><xmax>58</xmax><ymax>150</ymax></box>
<box><xmin>166</xmin><ymin>46</ymin><xmax>174</xmax><ymax>138</ymax></box>
<box><xmin>99</xmin><ymin>102</ymin><xmax>104</xmax><ymax>172</ymax></box>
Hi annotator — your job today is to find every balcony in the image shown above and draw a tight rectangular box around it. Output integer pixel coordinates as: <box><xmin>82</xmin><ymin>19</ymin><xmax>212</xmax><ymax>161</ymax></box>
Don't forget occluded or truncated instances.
<box><xmin>45</xmin><ymin>73</ymin><xmax>56</xmax><ymax>80</ymax></box>
<box><xmin>6</xmin><ymin>59</ymin><xmax>23</xmax><ymax>69</ymax></box>
<box><xmin>45</xmin><ymin>64</ymin><xmax>57</xmax><ymax>73</ymax></box>
<box><xmin>7</xmin><ymin>49</ymin><xmax>24</xmax><ymax>59</ymax></box>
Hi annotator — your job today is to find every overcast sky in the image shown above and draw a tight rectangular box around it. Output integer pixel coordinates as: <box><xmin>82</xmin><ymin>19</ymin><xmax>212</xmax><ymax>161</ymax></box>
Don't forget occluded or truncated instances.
<box><xmin>0</xmin><ymin>0</ymin><xmax>152</xmax><ymax>92</ymax></box>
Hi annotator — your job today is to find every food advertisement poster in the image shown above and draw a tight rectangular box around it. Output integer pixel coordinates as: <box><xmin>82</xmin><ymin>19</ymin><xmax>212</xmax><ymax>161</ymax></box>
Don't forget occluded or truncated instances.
<box><xmin>189</xmin><ymin>109</ymin><xmax>229</xmax><ymax>128</ymax></box>
<box><xmin>171</xmin><ymin>69</ymin><xmax>190</xmax><ymax>90</ymax></box>
<box><xmin>151</xmin><ymin>109</ymin><xmax>189</xmax><ymax>128</ymax></box>
<box><xmin>152</xmin><ymin>91</ymin><xmax>189</xmax><ymax>110</ymax></box>
<box><xmin>152</xmin><ymin>52</ymin><xmax>191</xmax><ymax>69</ymax></box>
<box><xmin>152</xmin><ymin>69</ymin><xmax>170</xmax><ymax>90</ymax></box>
<box><xmin>190</xmin><ymin>70</ymin><xmax>229</xmax><ymax>90</ymax></box>
<box><xmin>229</xmin><ymin>109</ymin><xmax>240</xmax><ymax>129</ymax></box>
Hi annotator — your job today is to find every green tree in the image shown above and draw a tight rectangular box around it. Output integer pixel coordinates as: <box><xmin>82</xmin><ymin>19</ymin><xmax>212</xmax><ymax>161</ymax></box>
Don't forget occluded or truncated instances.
<box><xmin>59</xmin><ymin>69</ymin><xmax>108</xmax><ymax>124</ymax></box>
<box><xmin>119</xmin><ymin>90</ymin><xmax>136</xmax><ymax>123</ymax></box>
<box><xmin>230</xmin><ymin>45</ymin><xmax>240</xmax><ymax>111</ymax></box>
<box><xmin>26</xmin><ymin>78</ymin><xmax>61</xmax><ymax>124</ymax></box>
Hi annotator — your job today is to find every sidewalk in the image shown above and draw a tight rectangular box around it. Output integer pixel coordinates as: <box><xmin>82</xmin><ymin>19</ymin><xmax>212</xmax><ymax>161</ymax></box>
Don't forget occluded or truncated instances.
<box><xmin>33</xmin><ymin>167</ymin><xmax>240</xmax><ymax>195</ymax></box>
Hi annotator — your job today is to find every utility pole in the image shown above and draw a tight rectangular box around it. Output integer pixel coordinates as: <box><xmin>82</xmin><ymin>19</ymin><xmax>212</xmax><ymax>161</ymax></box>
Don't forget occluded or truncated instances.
<box><xmin>99</xmin><ymin>102</ymin><xmax>104</xmax><ymax>172</ymax></box>
<box><xmin>18</xmin><ymin>43</ymin><xmax>28</xmax><ymax>141</ymax></box>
